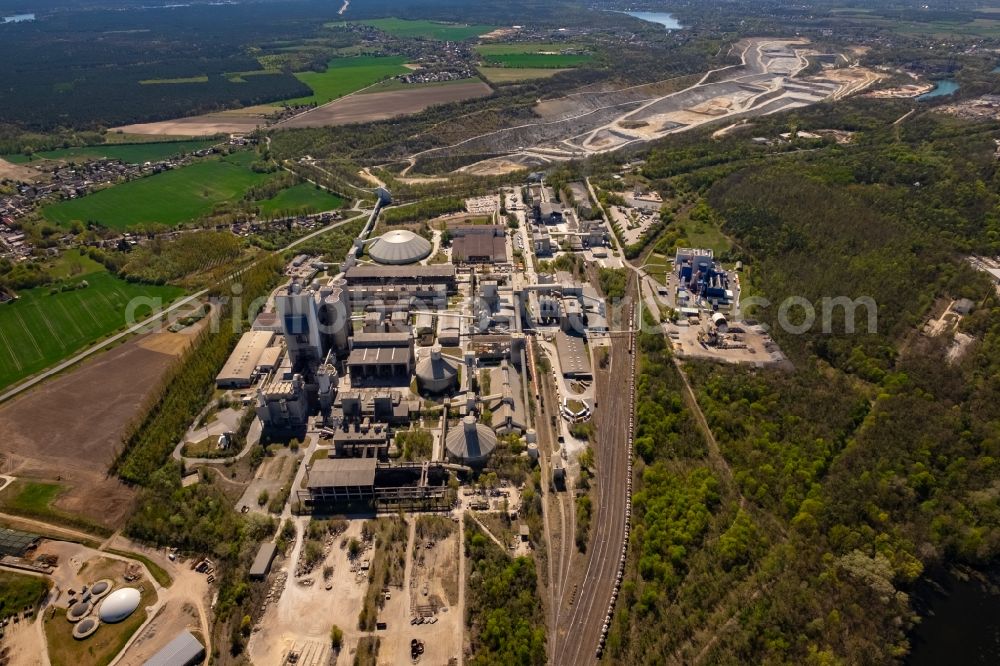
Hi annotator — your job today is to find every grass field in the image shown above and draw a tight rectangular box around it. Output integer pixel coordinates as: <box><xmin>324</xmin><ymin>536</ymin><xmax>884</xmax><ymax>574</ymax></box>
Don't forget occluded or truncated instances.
<box><xmin>0</xmin><ymin>571</ymin><xmax>50</xmax><ymax>618</ymax></box>
<box><xmin>2</xmin><ymin>139</ymin><xmax>218</xmax><ymax>164</ymax></box>
<box><xmin>476</xmin><ymin>42</ymin><xmax>593</xmax><ymax>69</ymax></box>
<box><xmin>285</xmin><ymin>55</ymin><xmax>410</xmax><ymax>105</ymax></box>
<box><xmin>482</xmin><ymin>53</ymin><xmax>593</xmax><ymax>68</ymax></box>
<box><xmin>478</xmin><ymin>66</ymin><xmax>572</xmax><ymax>83</ymax></box>
<box><xmin>43</xmin><ymin>152</ymin><xmax>271</xmax><ymax>229</ymax></box>
<box><xmin>0</xmin><ymin>270</ymin><xmax>183</xmax><ymax>390</ymax></box>
<box><xmin>346</xmin><ymin>18</ymin><xmax>495</xmax><ymax>41</ymax></box>
<box><xmin>682</xmin><ymin>218</ymin><xmax>732</xmax><ymax>255</ymax></box>
<box><xmin>0</xmin><ymin>480</ymin><xmax>64</xmax><ymax>516</ymax></box>
<box><xmin>256</xmin><ymin>183</ymin><xmax>346</xmax><ymax>216</ymax></box>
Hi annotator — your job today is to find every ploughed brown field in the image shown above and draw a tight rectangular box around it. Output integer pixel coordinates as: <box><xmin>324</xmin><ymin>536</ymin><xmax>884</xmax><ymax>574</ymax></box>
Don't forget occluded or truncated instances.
<box><xmin>277</xmin><ymin>80</ymin><xmax>494</xmax><ymax>128</ymax></box>
<box><xmin>0</xmin><ymin>329</ymin><xmax>196</xmax><ymax>530</ymax></box>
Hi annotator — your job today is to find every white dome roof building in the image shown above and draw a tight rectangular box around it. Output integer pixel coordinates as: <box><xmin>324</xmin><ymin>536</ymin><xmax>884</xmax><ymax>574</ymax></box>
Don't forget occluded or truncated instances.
<box><xmin>98</xmin><ymin>588</ymin><xmax>141</xmax><ymax>623</ymax></box>
<box><xmin>368</xmin><ymin>229</ymin><xmax>432</xmax><ymax>265</ymax></box>
<box><xmin>445</xmin><ymin>416</ymin><xmax>498</xmax><ymax>467</ymax></box>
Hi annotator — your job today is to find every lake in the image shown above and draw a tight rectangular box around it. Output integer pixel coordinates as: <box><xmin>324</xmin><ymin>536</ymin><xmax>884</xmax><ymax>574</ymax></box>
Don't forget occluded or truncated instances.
<box><xmin>2</xmin><ymin>13</ymin><xmax>35</xmax><ymax>23</ymax></box>
<box><xmin>917</xmin><ymin>79</ymin><xmax>959</xmax><ymax>100</ymax></box>
<box><xmin>621</xmin><ymin>11</ymin><xmax>683</xmax><ymax>30</ymax></box>
<box><xmin>907</xmin><ymin>567</ymin><xmax>1000</xmax><ymax>665</ymax></box>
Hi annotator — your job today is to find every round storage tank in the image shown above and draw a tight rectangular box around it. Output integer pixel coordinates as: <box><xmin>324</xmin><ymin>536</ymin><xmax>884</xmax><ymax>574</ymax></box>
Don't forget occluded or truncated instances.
<box><xmin>368</xmin><ymin>229</ymin><xmax>432</xmax><ymax>265</ymax></box>
<box><xmin>98</xmin><ymin>588</ymin><xmax>141</xmax><ymax>623</ymax></box>
<box><xmin>415</xmin><ymin>347</ymin><xmax>460</xmax><ymax>394</ymax></box>
<box><xmin>445</xmin><ymin>415</ymin><xmax>498</xmax><ymax>467</ymax></box>
<box><xmin>90</xmin><ymin>579</ymin><xmax>113</xmax><ymax>600</ymax></box>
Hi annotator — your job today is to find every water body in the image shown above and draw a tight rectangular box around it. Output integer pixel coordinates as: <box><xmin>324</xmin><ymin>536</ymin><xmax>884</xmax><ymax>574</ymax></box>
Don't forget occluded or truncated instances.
<box><xmin>621</xmin><ymin>11</ymin><xmax>683</xmax><ymax>30</ymax></box>
<box><xmin>907</xmin><ymin>567</ymin><xmax>1000</xmax><ymax>665</ymax></box>
<box><xmin>2</xmin><ymin>13</ymin><xmax>35</xmax><ymax>23</ymax></box>
<box><xmin>992</xmin><ymin>65</ymin><xmax>1000</xmax><ymax>73</ymax></box>
<box><xmin>917</xmin><ymin>79</ymin><xmax>959</xmax><ymax>100</ymax></box>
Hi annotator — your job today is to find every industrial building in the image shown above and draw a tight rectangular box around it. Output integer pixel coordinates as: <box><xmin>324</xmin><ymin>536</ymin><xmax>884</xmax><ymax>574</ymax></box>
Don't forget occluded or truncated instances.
<box><xmin>144</xmin><ymin>629</ymin><xmax>206</xmax><ymax>666</ymax></box>
<box><xmin>449</xmin><ymin>225</ymin><xmax>508</xmax><ymax>264</ymax></box>
<box><xmin>437</xmin><ymin>313</ymin><xmax>462</xmax><ymax>346</ymax></box>
<box><xmin>415</xmin><ymin>347</ymin><xmax>461</xmax><ymax>394</ymax></box>
<box><xmin>676</xmin><ymin>247</ymin><xmax>732</xmax><ymax>304</ymax></box>
<box><xmin>256</xmin><ymin>373</ymin><xmax>311</xmax><ymax>432</ymax></box>
<box><xmin>301</xmin><ymin>458</ymin><xmax>451</xmax><ymax>510</ymax></box>
<box><xmin>0</xmin><ymin>526</ymin><xmax>40</xmax><ymax>557</ymax></box>
<box><xmin>346</xmin><ymin>331</ymin><xmax>415</xmax><ymax>383</ymax></box>
<box><xmin>306</xmin><ymin>457</ymin><xmax>377</xmax><ymax>503</ymax></box>
<box><xmin>534</xmin><ymin>202</ymin><xmax>564</xmax><ymax>225</ymax></box>
<box><xmin>328</xmin><ymin>423</ymin><xmax>390</xmax><ymax>458</ymax></box>
<box><xmin>554</xmin><ymin>330</ymin><xmax>592</xmax><ymax>379</ymax></box>
<box><xmin>249</xmin><ymin>542</ymin><xmax>278</xmax><ymax>580</ymax></box>
<box><xmin>366</xmin><ymin>229</ymin><xmax>432</xmax><ymax>265</ymax></box>
<box><xmin>215</xmin><ymin>330</ymin><xmax>275</xmax><ymax>388</ymax></box>
<box><xmin>338</xmin><ymin>389</ymin><xmax>414</xmax><ymax>425</ymax></box>
<box><xmin>445</xmin><ymin>415</ymin><xmax>498</xmax><ymax>467</ymax></box>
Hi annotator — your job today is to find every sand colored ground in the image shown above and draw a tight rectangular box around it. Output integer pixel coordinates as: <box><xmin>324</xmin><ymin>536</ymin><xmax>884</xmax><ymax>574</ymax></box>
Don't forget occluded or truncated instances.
<box><xmin>278</xmin><ymin>81</ymin><xmax>493</xmax><ymax>129</ymax></box>
<box><xmin>111</xmin><ymin>114</ymin><xmax>268</xmax><ymax>137</ymax></box>
<box><xmin>0</xmin><ymin>157</ymin><xmax>43</xmax><ymax>182</ymax></box>
<box><xmin>0</xmin><ymin>328</ymin><xmax>195</xmax><ymax>529</ymax></box>
<box><xmin>479</xmin><ymin>66</ymin><xmax>571</xmax><ymax>84</ymax></box>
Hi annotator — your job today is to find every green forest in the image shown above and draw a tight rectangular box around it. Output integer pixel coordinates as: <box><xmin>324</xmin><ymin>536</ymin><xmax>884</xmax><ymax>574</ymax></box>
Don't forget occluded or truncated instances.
<box><xmin>606</xmin><ymin>99</ymin><xmax>1000</xmax><ymax>664</ymax></box>
<box><xmin>464</xmin><ymin>521</ymin><xmax>547</xmax><ymax>665</ymax></box>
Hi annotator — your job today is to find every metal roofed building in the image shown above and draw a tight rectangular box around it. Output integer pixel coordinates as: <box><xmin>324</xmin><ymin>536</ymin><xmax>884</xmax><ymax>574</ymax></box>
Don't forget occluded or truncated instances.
<box><xmin>415</xmin><ymin>347</ymin><xmax>460</xmax><ymax>394</ymax></box>
<box><xmin>143</xmin><ymin>629</ymin><xmax>206</xmax><ymax>666</ymax></box>
<box><xmin>305</xmin><ymin>457</ymin><xmax>377</xmax><ymax>502</ymax></box>
<box><xmin>0</xmin><ymin>526</ymin><xmax>41</xmax><ymax>557</ymax></box>
<box><xmin>345</xmin><ymin>264</ymin><xmax>456</xmax><ymax>284</ymax></box>
<box><xmin>445</xmin><ymin>415</ymin><xmax>498</xmax><ymax>467</ymax></box>
<box><xmin>347</xmin><ymin>331</ymin><xmax>415</xmax><ymax>382</ymax></box>
<box><xmin>554</xmin><ymin>330</ymin><xmax>592</xmax><ymax>379</ymax></box>
<box><xmin>249</xmin><ymin>542</ymin><xmax>278</xmax><ymax>579</ymax></box>
<box><xmin>367</xmin><ymin>229</ymin><xmax>432</xmax><ymax>265</ymax></box>
<box><xmin>216</xmin><ymin>330</ymin><xmax>275</xmax><ymax>388</ymax></box>
<box><xmin>256</xmin><ymin>346</ymin><xmax>284</xmax><ymax>374</ymax></box>
<box><xmin>452</xmin><ymin>231</ymin><xmax>508</xmax><ymax>264</ymax></box>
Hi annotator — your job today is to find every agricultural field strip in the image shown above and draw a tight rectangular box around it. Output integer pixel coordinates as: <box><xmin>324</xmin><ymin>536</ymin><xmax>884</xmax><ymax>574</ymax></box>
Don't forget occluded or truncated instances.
<box><xmin>0</xmin><ymin>273</ymin><xmax>183</xmax><ymax>390</ymax></box>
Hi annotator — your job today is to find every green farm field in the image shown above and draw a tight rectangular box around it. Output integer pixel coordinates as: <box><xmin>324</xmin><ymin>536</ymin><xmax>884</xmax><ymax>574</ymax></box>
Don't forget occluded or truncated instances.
<box><xmin>476</xmin><ymin>43</ymin><xmax>593</xmax><ymax>68</ymax></box>
<box><xmin>285</xmin><ymin>55</ymin><xmax>410</xmax><ymax>105</ymax></box>
<box><xmin>3</xmin><ymin>139</ymin><xmax>218</xmax><ymax>165</ymax></box>
<box><xmin>43</xmin><ymin>152</ymin><xmax>272</xmax><ymax>229</ymax></box>
<box><xmin>0</xmin><ymin>269</ymin><xmax>183</xmax><ymax>390</ymax></box>
<box><xmin>348</xmin><ymin>18</ymin><xmax>496</xmax><ymax>41</ymax></box>
<box><xmin>256</xmin><ymin>183</ymin><xmax>346</xmax><ymax>216</ymax></box>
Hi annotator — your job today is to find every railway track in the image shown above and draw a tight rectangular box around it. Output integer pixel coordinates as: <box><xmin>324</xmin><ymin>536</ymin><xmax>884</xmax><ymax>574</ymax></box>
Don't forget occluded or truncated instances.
<box><xmin>554</xmin><ymin>295</ymin><xmax>637</xmax><ymax>664</ymax></box>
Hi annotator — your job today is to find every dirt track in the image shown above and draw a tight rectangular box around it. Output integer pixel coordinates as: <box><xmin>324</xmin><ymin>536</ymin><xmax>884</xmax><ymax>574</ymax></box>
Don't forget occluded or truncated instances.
<box><xmin>277</xmin><ymin>81</ymin><xmax>493</xmax><ymax>129</ymax></box>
